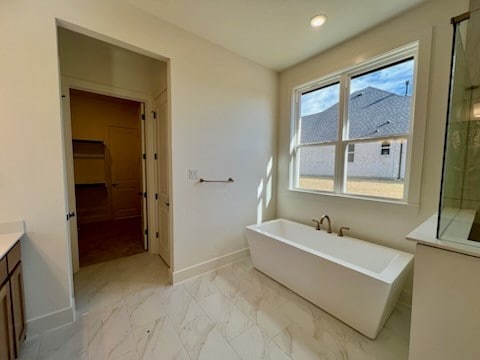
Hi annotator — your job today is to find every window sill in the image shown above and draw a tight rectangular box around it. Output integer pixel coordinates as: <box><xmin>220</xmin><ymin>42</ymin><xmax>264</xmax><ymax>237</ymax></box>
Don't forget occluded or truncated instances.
<box><xmin>286</xmin><ymin>188</ymin><xmax>419</xmax><ymax>208</ymax></box>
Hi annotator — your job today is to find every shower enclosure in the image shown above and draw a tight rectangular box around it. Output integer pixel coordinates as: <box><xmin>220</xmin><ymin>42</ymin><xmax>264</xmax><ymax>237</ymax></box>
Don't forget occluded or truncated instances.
<box><xmin>438</xmin><ymin>10</ymin><xmax>480</xmax><ymax>244</ymax></box>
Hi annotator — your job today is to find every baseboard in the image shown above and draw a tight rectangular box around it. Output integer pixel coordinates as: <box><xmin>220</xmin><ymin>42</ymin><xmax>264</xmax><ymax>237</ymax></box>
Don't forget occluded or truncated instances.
<box><xmin>26</xmin><ymin>305</ymin><xmax>75</xmax><ymax>338</ymax></box>
<box><xmin>170</xmin><ymin>248</ymin><xmax>250</xmax><ymax>283</ymax></box>
<box><xmin>398</xmin><ymin>289</ymin><xmax>412</xmax><ymax>309</ymax></box>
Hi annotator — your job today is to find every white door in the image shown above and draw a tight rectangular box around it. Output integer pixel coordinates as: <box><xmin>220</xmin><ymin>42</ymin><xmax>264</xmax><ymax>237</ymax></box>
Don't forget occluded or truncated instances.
<box><xmin>61</xmin><ymin>87</ymin><xmax>80</xmax><ymax>273</ymax></box>
<box><xmin>155</xmin><ymin>92</ymin><xmax>171</xmax><ymax>266</ymax></box>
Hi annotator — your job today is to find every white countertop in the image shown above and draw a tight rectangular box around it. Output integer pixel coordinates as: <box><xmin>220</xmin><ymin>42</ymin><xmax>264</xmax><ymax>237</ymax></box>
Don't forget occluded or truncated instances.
<box><xmin>407</xmin><ymin>212</ymin><xmax>480</xmax><ymax>258</ymax></box>
<box><xmin>0</xmin><ymin>220</ymin><xmax>24</xmax><ymax>259</ymax></box>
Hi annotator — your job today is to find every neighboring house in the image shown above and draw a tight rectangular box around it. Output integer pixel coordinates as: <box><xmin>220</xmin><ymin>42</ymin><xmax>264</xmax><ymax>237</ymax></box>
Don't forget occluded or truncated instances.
<box><xmin>300</xmin><ymin>86</ymin><xmax>409</xmax><ymax>180</ymax></box>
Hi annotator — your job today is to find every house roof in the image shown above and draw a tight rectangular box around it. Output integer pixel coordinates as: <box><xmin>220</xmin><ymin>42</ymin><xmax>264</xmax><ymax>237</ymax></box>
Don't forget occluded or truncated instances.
<box><xmin>300</xmin><ymin>86</ymin><xmax>411</xmax><ymax>143</ymax></box>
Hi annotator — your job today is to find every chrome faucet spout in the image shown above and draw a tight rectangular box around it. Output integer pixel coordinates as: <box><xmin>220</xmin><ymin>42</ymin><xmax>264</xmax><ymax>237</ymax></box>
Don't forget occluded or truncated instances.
<box><xmin>320</xmin><ymin>215</ymin><xmax>332</xmax><ymax>233</ymax></box>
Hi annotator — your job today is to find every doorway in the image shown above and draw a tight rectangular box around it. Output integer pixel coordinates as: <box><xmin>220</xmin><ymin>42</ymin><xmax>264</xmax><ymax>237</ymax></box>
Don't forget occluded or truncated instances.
<box><xmin>70</xmin><ymin>89</ymin><xmax>146</xmax><ymax>267</ymax></box>
<box><xmin>58</xmin><ymin>26</ymin><xmax>173</xmax><ymax>279</ymax></box>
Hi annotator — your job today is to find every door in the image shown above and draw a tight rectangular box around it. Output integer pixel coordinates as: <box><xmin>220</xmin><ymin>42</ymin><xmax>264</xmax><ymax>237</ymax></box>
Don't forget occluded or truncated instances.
<box><xmin>156</xmin><ymin>92</ymin><xmax>171</xmax><ymax>266</ymax></box>
<box><xmin>0</xmin><ymin>284</ymin><xmax>15</xmax><ymax>360</ymax></box>
<box><xmin>109</xmin><ymin>126</ymin><xmax>142</xmax><ymax>219</ymax></box>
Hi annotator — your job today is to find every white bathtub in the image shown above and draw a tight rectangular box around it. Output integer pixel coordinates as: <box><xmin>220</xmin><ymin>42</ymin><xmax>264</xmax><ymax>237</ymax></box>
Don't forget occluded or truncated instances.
<box><xmin>245</xmin><ymin>219</ymin><xmax>413</xmax><ymax>339</ymax></box>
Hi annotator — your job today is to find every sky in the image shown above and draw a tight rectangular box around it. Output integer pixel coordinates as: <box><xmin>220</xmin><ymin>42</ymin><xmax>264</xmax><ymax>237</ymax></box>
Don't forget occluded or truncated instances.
<box><xmin>301</xmin><ymin>59</ymin><xmax>414</xmax><ymax>117</ymax></box>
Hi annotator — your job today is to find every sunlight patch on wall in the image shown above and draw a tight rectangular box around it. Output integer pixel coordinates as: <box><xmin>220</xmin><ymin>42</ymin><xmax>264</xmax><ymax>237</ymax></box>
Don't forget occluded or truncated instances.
<box><xmin>266</xmin><ymin>176</ymin><xmax>273</xmax><ymax>207</ymax></box>
<box><xmin>257</xmin><ymin>179</ymin><xmax>264</xmax><ymax>199</ymax></box>
<box><xmin>266</xmin><ymin>156</ymin><xmax>273</xmax><ymax>207</ymax></box>
<box><xmin>257</xmin><ymin>198</ymin><xmax>263</xmax><ymax>224</ymax></box>
<box><xmin>257</xmin><ymin>156</ymin><xmax>274</xmax><ymax>223</ymax></box>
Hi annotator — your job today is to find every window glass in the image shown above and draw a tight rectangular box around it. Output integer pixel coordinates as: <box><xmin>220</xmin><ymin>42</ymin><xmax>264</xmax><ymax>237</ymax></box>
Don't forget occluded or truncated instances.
<box><xmin>292</xmin><ymin>46</ymin><xmax>417</xmax><ymax>201</ymax></box>
<box><xmin>345</xmin><ymin>139</ymin><xmax>407</xmax><ymax>199</ymax></box>
<box><xmin>347</xmin><ymin>58</ymin><xmax>414</xmax><ymax>140</ymax></box>
<box><xmin>300</xmin><ymin>83</ymin><xmax>340</xmax><ymax>144</ymax></box>
<box><xmin>298</xmin><ymin>145</ymin><xmax>335</xmax><ymax>192</ymax></box>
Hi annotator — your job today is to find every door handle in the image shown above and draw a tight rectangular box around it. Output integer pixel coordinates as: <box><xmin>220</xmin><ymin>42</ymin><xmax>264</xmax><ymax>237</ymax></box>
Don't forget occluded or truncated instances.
<box><xmin>67</xmin><ymin>211</ymin><xmax>75</xmax><ymax>220</ymax></box>
<box><xmin>112</xmin><ymin>183</ymin><xmax>118</xmax><ymax>187</ymax></box>
<box><xmin>164</xmin><ymin>202</ymin><xmax>170</xmax><ymax>207</ymax></box>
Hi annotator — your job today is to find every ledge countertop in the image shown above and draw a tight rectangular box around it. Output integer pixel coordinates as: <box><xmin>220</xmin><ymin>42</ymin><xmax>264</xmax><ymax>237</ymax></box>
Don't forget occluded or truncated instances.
<box><xmin>0</xmin><ymin>220</ymin><xmax>24</xmax><ymax>259</ymax></box>
<box><xmin>407</xmin><ymin>212</ymin><xmax>480</xmax><ymax>258</ymax></box>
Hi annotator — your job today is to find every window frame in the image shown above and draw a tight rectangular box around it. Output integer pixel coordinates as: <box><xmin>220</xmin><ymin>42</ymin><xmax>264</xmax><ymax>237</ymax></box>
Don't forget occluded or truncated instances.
<box><xmin>290</xmin><ymin>43</ymin><xmax>419</xmax><ymax>202</ymax></box>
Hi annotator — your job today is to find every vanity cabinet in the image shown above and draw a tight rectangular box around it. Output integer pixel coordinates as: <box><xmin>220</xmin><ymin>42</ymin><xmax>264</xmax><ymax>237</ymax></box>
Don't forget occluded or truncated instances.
<box><xmin>409</xmin><ymin>244</ymin><xmax>480</xmax><ymax>360</ymax></box>
<box><xmin>0</xmin><ymin>282</ymin><xmax>15</xmax><ymax>360</ymax></box>
<box><xmin>0</xmin><ymin>242</ymin><xmax>26</xmax><ymax>360</ymax></box>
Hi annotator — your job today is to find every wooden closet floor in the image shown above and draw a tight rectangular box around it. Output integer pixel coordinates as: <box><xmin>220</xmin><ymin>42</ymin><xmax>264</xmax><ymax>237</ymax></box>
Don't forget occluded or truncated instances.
<box><xmin>78</xmin><ymin>217</ymin><xmax>145</xmax><ymax>267</ymax></box>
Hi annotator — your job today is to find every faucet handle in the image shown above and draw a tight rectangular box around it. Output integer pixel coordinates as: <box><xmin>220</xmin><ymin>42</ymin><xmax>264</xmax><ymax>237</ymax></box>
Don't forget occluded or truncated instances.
<box><xmin>338</xmin><ymin>227</ymin><xmax>350</xmax><ymax>237</ymax></box>
<box><xmin>312</xmin><ymin>219</ymin><xmax>321</xmax><ymax>230</ymax></box>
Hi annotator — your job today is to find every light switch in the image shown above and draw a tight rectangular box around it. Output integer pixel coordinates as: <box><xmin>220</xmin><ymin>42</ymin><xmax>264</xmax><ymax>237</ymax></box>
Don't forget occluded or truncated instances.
<box><xmin>188</xmin><ymin>169</ymin><xmax>199</xmax><ymax>179</ymax></box>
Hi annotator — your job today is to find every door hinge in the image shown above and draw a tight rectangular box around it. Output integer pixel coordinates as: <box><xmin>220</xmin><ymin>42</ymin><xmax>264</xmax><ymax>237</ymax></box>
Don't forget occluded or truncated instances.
<box><xmin>143</xmin><ymin>192</ymin><xmax>147</xmax><ymax>198</ymax></box>
<box><xmin>142</xmin><ymin>153</ymin><xmax>146</xmax><ymax>160</ymax></box>
<box><xmin>141</xmin><ymin>113</ymin><xmax>146</xmax><ymax>120</ymax></box>
<box><xmin>152</xmin><ymin>111</ymin><xmax>157</xmax><ymax>119</ymax></box>
<box><xmin>155</xmin><ymin>193</ymin><xmax>158</xmax><ymax>200</ymax></box>
<box><xmin>154</xmin><ymin>153</ymin><xmax>158</xmax><ymax>160</ymax></box>
<box><xmin>156</xmin><ymin>231</ymin><xmax>159</xmax><ymax>238</ymax></box>
<box><xmin>145</xmin><ymin>229</ymin><xmax>148</xmax><ymax>236</ymax></box>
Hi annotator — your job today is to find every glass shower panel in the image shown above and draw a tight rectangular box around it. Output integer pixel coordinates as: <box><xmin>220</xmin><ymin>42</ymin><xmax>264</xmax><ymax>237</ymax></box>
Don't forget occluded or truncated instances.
<box><xmin>438</xmin><ymin>13</ymin><xmax>480</xmax><ymax>245</ymax></box>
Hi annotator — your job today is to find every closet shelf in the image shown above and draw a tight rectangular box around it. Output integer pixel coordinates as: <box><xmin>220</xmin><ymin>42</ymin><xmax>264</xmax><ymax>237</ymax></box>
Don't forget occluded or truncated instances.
<box><xmin>73</xmin><ymin>154</ymin><xmax>105</xmax><ymax>159</ymax></box>
<box><xmin>72</xmin><ymin>139</ymin><xmax>107</xmax><ymax>184</ymax></box>
<box><xmin>75</xmin><ymin>182</ymin><xmax>107</xmax><ymax>187</ymax></box>
<box><xmin>72</xmin><ymin>139</ymin><xmax>104</xmax><ymax>144</ymax></box>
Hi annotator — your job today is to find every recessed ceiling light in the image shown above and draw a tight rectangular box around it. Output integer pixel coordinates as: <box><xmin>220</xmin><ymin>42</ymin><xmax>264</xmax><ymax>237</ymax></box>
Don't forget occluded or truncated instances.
<box><xmin>310</xmin><ymin>14</ymin><xmax>327</xmax><ymax>28</ymax></box>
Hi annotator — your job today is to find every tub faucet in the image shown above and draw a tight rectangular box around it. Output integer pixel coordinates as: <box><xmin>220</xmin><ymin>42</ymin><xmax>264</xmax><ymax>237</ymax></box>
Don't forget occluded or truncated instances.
<box><xmin>312</xmin><ymin>219</ymin><xmax>321</xmax><ymax>230</ymax></box>
<box><xmin>320</xmin><ymin>215</ymin><xmax>332</xmax><ymax>233</ymax></box>
<box><xmin>338</xmin><ymin>227</ymin><xmax>350</xmax><ymax>237</ymax></box>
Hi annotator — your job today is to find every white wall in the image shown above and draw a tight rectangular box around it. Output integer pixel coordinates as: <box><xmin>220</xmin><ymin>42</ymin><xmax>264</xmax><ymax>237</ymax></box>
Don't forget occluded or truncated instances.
<box><xmin>277</xmin><ymin>0</ymin><xmax>468</xmax><ymax>295</ymax></box>
<box><xmin>58</xmin><ymin>28</ymin><xmax>167</xmax><ymax>97</ymax></box>
<box><xmin>0</xmin><ymin>0</ymin><xmax>277</xmax><ymax>334</ymax></box>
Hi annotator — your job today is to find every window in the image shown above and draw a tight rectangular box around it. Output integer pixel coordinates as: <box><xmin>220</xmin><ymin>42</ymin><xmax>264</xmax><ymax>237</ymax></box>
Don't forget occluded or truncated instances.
<box><xmin>292</xmin><ymin>45</ymin><xmax>416</xmax><ymax>201</ymax></box>
<box><xmin>347</xmin><ymin>144</ymin><xmax>355</xmax><ymax>162</ymax></box>
<box><xmin>381</xmin><ymin>141</ymin><xmax>391</xmax><ymax>155</ymax></box>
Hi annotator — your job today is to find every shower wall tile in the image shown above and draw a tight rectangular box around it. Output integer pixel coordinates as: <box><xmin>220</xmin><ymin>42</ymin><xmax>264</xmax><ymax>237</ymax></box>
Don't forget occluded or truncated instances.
<box><xmin>463</xmin><ymin>120</ymin><xmax>480</xmax><ymax>201</ymax></box>
<box><xmin>443</xmin><ymin>121</ymin><xmax>468</xmax><ymax>200</ymax></box>
<box><xmin>443</xmin><ymin>198</ymin><xmax>462</xmax><ymax>210</ymax></box>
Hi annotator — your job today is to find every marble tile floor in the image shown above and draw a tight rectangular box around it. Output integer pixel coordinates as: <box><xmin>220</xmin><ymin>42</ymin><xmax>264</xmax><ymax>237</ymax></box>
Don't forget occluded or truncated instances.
<box><xmin>19</xmin><ymin>252</ymin><xmax>411</xmax><ymax>360</ymax></box>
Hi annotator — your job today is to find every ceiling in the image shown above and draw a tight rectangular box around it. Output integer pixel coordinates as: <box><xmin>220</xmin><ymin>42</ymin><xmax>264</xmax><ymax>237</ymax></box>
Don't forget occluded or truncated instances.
<box><xmin>122</xmin><ymin>0</ymin><xmax>428</xmax><ymax>71</ymax></box>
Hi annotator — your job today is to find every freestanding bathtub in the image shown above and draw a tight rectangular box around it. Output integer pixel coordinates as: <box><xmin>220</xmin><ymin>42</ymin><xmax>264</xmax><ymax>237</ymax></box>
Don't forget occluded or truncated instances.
<box><xmin>245</xmin><ymin>219</ymin><xmax>413</xmax><ymax>339</ymax></box>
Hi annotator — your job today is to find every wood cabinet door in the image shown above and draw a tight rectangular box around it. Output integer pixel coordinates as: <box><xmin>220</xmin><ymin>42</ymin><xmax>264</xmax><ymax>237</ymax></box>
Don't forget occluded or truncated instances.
<box><xmin>109</xmin><ymin>126</ymin><xmax>142</xmax><ymax>219</ymax></box>
<box><xmin>10</xmin><ymin>264</ymin><xmax>26</xmax><ymax>353</ymax></box>
<box><xmin>0</xmin><ymin>283</ymin><xmax>15</xmax><ymax>360</ymax></box>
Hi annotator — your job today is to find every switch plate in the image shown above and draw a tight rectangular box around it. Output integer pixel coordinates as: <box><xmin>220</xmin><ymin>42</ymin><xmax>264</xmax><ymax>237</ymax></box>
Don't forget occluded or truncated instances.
<box><xmin>188</xmin><ymin>169</ymin><xmax>198</xmax><ymax>179</ymax></box>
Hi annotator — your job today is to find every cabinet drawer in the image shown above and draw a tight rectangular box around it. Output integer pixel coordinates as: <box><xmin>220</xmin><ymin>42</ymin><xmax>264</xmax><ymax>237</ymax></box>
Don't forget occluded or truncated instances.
<box><xmin>0</xmin><ymin>257</ymin><xmax>6</xmax><ymax>285</ymax></box>
<box><xmin>7</xmin><ymin>242</ymin><xmax>21</xmax><ymax>274</ymax></box>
